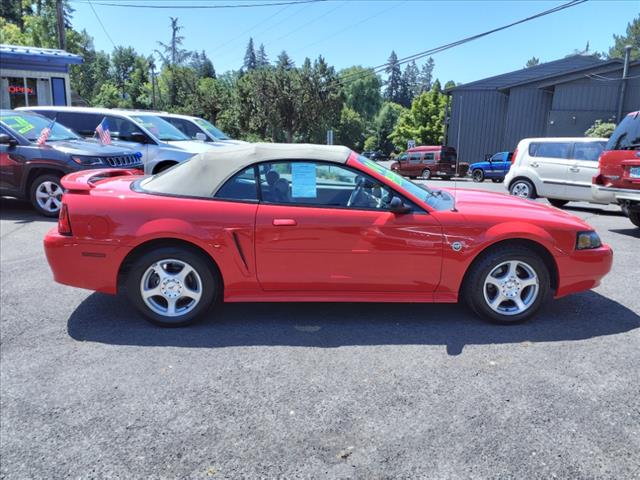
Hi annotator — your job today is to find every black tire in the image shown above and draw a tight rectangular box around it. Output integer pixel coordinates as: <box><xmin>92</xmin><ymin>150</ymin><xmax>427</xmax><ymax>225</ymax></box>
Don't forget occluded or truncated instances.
<box><xmin>462</xmin><ymin>245</ymin><xmax>550</xmax><ymax>324</ymax></box>
<box><xmin>472</xmin><ymin>169</ymin><xmax>484</xmax><ymax>182</ymax></box>
<box><xmin>509</xmin><ymin>178</ymin><xmax>536</xmax><ymax>199</ymax></box>
<box><xmin>125</xmin><ymin>246</ymin><xmax>219</xmax><ymax>327</ymax></box>
<box><xmin>491</xmin><ymin>178</ymin><xmax>502</xmax><ymax>183</ymax></box>
<box><xmin>441</xmin><ymin>176</ymin><xmax>451</xmax><ymax>181</ymax></box>
<box><xmin>628</xmin><ymin>210</ymin><xmax>640</xmax><ymax>228</ymax></box>
<box><xmin>421</xmin><ymin>169</ymin><xmax>431</xmax><ymax>180</ymax></box>
<box><xmin>29</xmin><ymin>174</ymin><xmax>63</xmax><ymax>217</ymax></box>
<box><xmin>548</xmin><ymin>199</ymin><xmax>569</xmax><ymax>208</ymax></box>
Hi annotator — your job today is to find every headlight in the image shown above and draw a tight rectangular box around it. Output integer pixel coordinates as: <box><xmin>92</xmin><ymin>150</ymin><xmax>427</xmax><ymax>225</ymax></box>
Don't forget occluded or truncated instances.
<box><xmin>71</xmin><ymin>155</ymin><xmax>104</xmax><ymax>166</ymax></box>
<box><xmin>576</xmin><ymin>231</ymin><xmax>602</xmax><ymax>250</ymax></box>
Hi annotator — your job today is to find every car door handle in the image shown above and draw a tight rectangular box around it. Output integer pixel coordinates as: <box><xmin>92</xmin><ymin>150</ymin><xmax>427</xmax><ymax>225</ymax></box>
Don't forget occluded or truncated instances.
<box><xmin>569</xmin><ymin>167</ymin><xmax>580</xmax><ymax>173</ymax></box>
<box><xmin>273</xmin><ymin>219</ymin><xmax>297</xmax><ymax>226</ymax></box>
<box><xmin>530</xmin><ymin>162</ymin><xmax>539</xmax><ymax>168</ymax></box>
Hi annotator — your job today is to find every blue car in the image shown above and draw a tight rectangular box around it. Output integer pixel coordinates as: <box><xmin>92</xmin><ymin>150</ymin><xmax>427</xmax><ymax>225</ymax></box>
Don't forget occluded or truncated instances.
<box><xmin>469</xmin><ymin>151</ymin><xmax>513</xmax><ymax>183</ymax></box>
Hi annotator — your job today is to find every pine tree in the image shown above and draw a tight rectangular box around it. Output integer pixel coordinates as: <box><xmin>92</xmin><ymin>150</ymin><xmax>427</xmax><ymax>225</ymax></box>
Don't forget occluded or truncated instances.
<box><xmin>244</xmin><ymin>37</ymin><xmax>257</xmax><ymax>70</ymax></box>
<box><xmin>256</xmin><ymin>43</ymin><xmax>269</xmax><ymax>68</ymax></box>
<box><xmin>276</xmin><ymin>50</ymin><xmax>295</xmax><ymax>70</ymax></box>
<box><xmin>418</xmin><ymin>57</ymin><xmax>434</xmax><ymax>92</ymax></box>
<box><xmin>608</xmin><ymin>15</ymin><xmax>639</xmax><ymax>60</ymax></box>
<box><xmin>400</xmin><ymin>60</ymin><xmax>419</xmax><ymax>106</ymax></box>
<box><xmin>525</xmin><ymin>56</ymin><xmax>540</xmax><ymax>68</ymax></box>
<box><xmin>384</xmin><ymin>50</ymin><xmax>402</xmax><ymax>104</ymax></box>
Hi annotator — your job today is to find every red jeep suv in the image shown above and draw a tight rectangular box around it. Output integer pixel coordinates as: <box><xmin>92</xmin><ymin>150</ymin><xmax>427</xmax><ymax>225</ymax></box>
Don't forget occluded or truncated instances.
<box><xmin>592</xmin><ymin>111</ymin><xmax>640</xmax><ymax>227</ymax></box>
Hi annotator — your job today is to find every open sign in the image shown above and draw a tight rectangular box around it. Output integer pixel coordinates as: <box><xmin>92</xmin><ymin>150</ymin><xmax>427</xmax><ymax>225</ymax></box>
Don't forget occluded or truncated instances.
<box><xmin>8</xmin><ymin>86</ymin><xmax>34</xmax><ymax>95</ymax></box>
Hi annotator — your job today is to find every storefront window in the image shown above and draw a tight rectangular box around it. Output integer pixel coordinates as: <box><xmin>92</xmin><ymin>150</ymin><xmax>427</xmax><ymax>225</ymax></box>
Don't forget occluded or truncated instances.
<box><xmin>26</xmin><ymin>78</ymin><xmax>39</xmax><ymax>106</ymax></box>
<box><xmin>8</xmin><ymin>77</ymin><xmax>27</xmax><ymax>108</ymax></box>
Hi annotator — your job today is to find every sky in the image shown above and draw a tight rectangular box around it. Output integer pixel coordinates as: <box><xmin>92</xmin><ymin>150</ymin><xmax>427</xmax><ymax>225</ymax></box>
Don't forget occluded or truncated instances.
<box><xmin>69</xmin><ymin>0</ymin><xmax>638</xmax><ymax>84</ymax></box>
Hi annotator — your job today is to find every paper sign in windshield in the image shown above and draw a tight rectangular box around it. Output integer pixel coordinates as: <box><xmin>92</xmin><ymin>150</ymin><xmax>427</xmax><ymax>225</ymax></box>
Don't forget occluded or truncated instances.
<box><xmin>291</xmin><ymin>162</ymin><xmax>317</xmax><ymax>198</ymax></box>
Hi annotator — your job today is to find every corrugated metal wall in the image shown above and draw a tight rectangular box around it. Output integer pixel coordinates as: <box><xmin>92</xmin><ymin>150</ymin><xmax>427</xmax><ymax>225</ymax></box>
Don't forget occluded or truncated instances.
<box><xmin>446</xmin><ymin>64</ymin><xmax>640</xmax><ymax>163</ymax></box>
<box><xmin>503</xmin><ymin>87</ymin><xmax>552</xmax><ymax>150</ymax></box>
<box><xmin>447</xmin><ymin>90</ymin><xmax>508</xmax><ymax>163</ymax></box>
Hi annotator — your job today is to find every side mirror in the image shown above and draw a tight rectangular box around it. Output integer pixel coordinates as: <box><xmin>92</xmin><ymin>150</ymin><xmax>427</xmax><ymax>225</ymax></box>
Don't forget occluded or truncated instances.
<box><xmin>0</xmin><ymin>133</ymin><xmax>17</xmax><ymax>147</ymax></box>
<box><xmin>129</xmin><ymin>132</ymin><xmax>149</xmax><ymax>144</ymax></box>
<box><xmin>195</xmin><ymin>132</ymin><xmax>207</xmax><ymax>142</ymax></box>
<box><xmin>389</xmin><ymin>196</ymin><xmax>411</xmax><ymax>214</ymax></box>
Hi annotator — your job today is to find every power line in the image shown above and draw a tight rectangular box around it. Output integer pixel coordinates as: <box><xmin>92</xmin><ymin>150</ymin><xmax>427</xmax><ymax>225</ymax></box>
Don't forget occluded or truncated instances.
<box><xmin>268</xmin><ymin>0</ymin><xmax>344</xmax><ymax>44</ymax></box>
<box><xmin>86</xmin><ymin>0</ymin><xmax>117</xmax><ymax>48</ymax></box>
<box><xmin>70</xmin><ymin>0</ymin><xmax>327</xmax><ymax>9</ymax></box>
<box><xmin>332</xmin><ymin>0</ymin><xmax>589</xmax><ymax>90</ymax></box>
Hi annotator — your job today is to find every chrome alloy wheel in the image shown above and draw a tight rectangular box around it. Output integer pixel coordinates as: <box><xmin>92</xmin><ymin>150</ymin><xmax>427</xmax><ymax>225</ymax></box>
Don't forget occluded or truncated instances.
<box><xmin>140</xmin><ymin>259</ymin><xmax>203</xmax><ymax>317</ymax></box>
<box><xmin>35</xmin><ymin>181</ymin><xmax>63</xmax><ymax>213</ymax></box>
<box><xmin>482</xmin><ymin>260</ymin><xmax>539</xmax><ymax>316</ymax></box>
<box><xmin>511</xmin><ymin>182</ymin><xmax>531</xmax><ymax>198</ymax></box>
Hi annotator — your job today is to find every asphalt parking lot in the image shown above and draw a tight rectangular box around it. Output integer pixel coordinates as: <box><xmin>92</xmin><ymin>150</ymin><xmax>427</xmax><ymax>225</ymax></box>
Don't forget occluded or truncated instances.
<box><xmin>1</xmin><ymin>179</ymin><xmax>639</xmax><ymax>479</ymax></box>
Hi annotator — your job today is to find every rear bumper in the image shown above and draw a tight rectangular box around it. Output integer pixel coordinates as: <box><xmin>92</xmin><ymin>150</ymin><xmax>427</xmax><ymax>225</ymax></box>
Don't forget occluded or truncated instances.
<box><xmin>554</xmin><ymin>245</ymin><xmax>613</xmax><ymax>298</ymax></box>
<box><xmin>44</xmin><ymin>228</ymin><xmax>124</xmax><ymax>294</ymax></box>
<box><xmin>591</xmin><ymin>184</ymin><xmax>640</xmax><ymax>205</ymax></box>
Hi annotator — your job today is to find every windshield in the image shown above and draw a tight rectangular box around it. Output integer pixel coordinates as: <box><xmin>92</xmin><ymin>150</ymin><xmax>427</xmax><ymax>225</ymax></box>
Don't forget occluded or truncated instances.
<box><xmin>130</xmin><ymin>115</ymin><xmax>190</xmax><ymax>142</ymax></box>
<box><xmin>193</xmin><ymin>118</ymin><xmax>230</xmax><ymax>140</ymax></box>
<box><xmin>355</xmin><ymin>155</ymin><xmax>453</xmax><ymax>210</ymax></box>
<box><xmin>606</xmin><ymin>112</ymin><xmax>640</xmax><ymax>151</ymax></box>
<box><xmin>0</xmin><ymin>112</ymin><xmax>79</xmax><ymax>142</ymax></box>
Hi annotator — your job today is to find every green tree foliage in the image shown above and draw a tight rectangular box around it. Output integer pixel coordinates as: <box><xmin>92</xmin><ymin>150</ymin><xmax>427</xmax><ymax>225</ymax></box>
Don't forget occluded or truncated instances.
<box><xmin>339</xmin><ymin>66</ymin><xmax>382</xmax><ymax>121</ymax></box>
<box><xmin>374</xmin><ymin>102</ymin><xmax>406</xmax><ymax>154</ymax></box>
<box><xmin>390</xmin><ymin>81</ymin><xmax>448</xmax><ymax>149</ymax></box>
<box><xmin>417</xmin><ymin>57</ymin><xmax>434</xmax><ymax>93</ymax></box>
<box><xmin>256</xmin><ymin>43</ymin><xmax>269</xmax><ymax>68</ymax></box>
<box><xmin>244</xmin><ymin>37</ymin><xmax>256</xmax><ymax>71</ymax></box>
<box><xmin>191</xmin><ymin>50</ymin><xmax>216</xmax><ymax>78</ymax></box>
<box><xmin>384</xmin><ymin>50</ymin><xmax>402</xmax><ymax>104</ymax></box>
<box><xmin>585</xmin><ymin>120</ymin><xmax>616</xmax><ymax>138</ymax></box>
<box><xmin>399</xmin><ymin>60</ymin><xmax>419</xmax><ymax>107</ymax></box>
<box><xmin>276</xmin><ymin>50</ymin><xmax>295</xmax><ymax>70</ymax></box>
<box><xmin>609</xmin><ymin>14</ymin><xmax>640</xmax><ymax>60</ymax></box>
<box><xmin>526</xmin><ymin>56</ymin><xmax>540</xmax><ymax>68</ymax></box>
<box><xmin>336</xmin><ymin>107</ymin><xmax>365</xmax><ymax>151</ymax></box>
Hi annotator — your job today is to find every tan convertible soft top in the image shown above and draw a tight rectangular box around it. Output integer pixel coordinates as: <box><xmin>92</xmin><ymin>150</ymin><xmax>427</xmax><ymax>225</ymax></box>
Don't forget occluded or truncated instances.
<box><xmin>140</xmin><ymin>143</ymin><xmax>352</xmax><ymax>197</ymax></box>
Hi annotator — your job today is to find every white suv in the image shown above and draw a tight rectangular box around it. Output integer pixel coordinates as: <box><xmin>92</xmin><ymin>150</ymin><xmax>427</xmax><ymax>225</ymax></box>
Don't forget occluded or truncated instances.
<box><xmin>20</xmin><ymin>107</ymin><xmax>217</xmax><ymax>174</ymax></box>
<box><xmin>154</xmin><ymin>112</ymin><xmax>245</xmax><ymax>146</ymax></box>
<box><xmin>505</xmin><ymin>137</ymin><xmax>608</xmax><ymax>208</ymax></box>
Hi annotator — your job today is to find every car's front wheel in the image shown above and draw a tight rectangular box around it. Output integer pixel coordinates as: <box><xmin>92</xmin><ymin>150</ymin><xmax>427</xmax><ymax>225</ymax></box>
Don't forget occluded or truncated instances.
<box><xmin>30</xmin><ymin>174</ymin><xmax>63</xmax><ymax>217</ymax></box>
<box><xmin>463</xmin><ymin>246</ymin><xmax>550</xmax><ymax>324</ymax></box>
<box><xmin>126</xmin><ymin>247</ymin><xmax>219</xmax><ymax>327</ymax></box>
<box><xmin>421</xmin><ymin>169</ymin><xmax>431</xmax><ymax>180</ymax></box>
<box><xmin>472</xmin><ymin>170</ymin><xmax>484</xmax><ymax>182</ymax></box>
<box><xmin>509</xmin><ymin>179</ymin><xmax>536</xmax><ymax>199</ymax></box>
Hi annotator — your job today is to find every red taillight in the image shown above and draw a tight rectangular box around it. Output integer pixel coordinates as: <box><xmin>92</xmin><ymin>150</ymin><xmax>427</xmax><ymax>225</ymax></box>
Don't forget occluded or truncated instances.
<box><xmin>511</xmin><ymin>148</ymin><xmax>518</xmax><ymax>164</ymax></box>
<box><xmin>58</xmin><ymin>204</ymin><xmax>72</xmax><ymax>235</ymax></box>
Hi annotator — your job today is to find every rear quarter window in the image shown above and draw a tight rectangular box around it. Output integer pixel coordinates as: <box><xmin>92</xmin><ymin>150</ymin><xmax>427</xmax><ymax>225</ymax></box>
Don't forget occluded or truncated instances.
<box><xmin>606</xmin><ymin>113</ymin><xmax>640</xmax><ymax>151</ymax></box>
<box><xmin>529</xmin><ymin>142</ymin><xmax>572</xmax><ymax>159</ymax></box>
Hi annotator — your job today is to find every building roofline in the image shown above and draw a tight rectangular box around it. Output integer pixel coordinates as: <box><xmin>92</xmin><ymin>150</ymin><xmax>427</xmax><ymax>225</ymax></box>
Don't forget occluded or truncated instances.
<box><xmin>0</xmin><ymin>44</ymin><xmax>83</xmax><ymax>65</ymax></box>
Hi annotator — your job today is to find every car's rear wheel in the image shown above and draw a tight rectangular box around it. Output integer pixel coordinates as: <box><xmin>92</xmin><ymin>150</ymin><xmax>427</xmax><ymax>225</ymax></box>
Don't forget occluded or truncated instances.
<box><xmin>548</xmin><ymin>199</ymin><xmax>569</xmax><ymax>208</ymax></box>
<box><xmin>472</xmin><ymin>170</ymin><xmax>484</xmax><ymax>182</ymax></box>
<box><xmin>30</xmin><ymin>174</ymin><xmax>63</xmax><ymax>217</ymax></box>
<box><xmin>463</xmin><ymin>246</ymin><xmax>550</xmax><ymax>324</ymax></box>
<box><xmin>126</xmin><ymin>247</ymin><xmax>218</xmax><ymax>327</ymax></box>
<box><xmin>628</xmin><ymin>210</ymin><xmax>640</xmax><ymax>228</ymax></box>
<box><xmin>509</xmin><ymin>179</ymin><xmax>536</xmax><ymax>199</ymax></box>
<box><xmin>421</xmin><ymin>169</ymin><xmax>431</xmax><ymax>180</ymax></box>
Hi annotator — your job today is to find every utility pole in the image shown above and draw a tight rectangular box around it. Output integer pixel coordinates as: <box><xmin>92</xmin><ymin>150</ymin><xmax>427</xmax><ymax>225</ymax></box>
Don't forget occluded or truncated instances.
<box><xmin>616</xmin><ymin>45</ymin><xmax>632</xmax><ymax>123</ymax></box>
<box><xmin>150</xmin><ymin>60</ymin><xmax>157</xmax><ymax>110</ymax></box>
<box><xmin>56</xmin><ymin>0</ymin><xmax>66</xmax><ymax>50</ymax></box>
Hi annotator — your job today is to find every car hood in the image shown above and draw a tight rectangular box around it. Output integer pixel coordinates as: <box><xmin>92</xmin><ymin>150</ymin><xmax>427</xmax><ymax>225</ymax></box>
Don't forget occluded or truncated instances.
<box><xmin>47</xmin><ymin>140</ymin><xmax>136</xmax><ymax>156</ymax></box>
<box><xmin>165</xmin><ymin>140</ymin><xmax>217</xmax><ymax>153</ymax></box>
<box><xmin>469</xmin><ymin>161</ymin><xmax>489</xmax><ymax>169</ymax></box>
<box><xmin>445</xmin><ymin>188</ymin><xmax>591</xmax><ymax>229</ymax></box>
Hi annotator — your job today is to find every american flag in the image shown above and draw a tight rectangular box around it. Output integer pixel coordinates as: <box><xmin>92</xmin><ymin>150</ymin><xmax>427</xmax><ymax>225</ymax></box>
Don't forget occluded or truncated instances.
<box><xmin>95</xmin><ymin>117</ymin><xmax>111</xmax><ymax>144</ymax></box>
<box><xmin>36</xmin><ymin>118</ymin><xmax>55</xmax><ymax>146</ymax></box>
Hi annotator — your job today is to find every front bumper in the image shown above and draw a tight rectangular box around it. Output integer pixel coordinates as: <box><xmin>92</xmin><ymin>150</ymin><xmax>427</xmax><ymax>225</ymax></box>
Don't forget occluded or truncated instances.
<box><xmin>44</xmin><ymin>228</ymin><xmax>125</xmax><ymax>294</ymax></box>
<box><xmin>554</xmin><ymin>244</ymin><xmax>613</xmax><ymax>298</ymax></box>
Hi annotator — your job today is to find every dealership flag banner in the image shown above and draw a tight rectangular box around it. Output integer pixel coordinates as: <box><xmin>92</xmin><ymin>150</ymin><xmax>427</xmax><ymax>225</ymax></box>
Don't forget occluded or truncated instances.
<box><xmin>96</xmin><ymin>117</ymin><xmax>112</xmax><ymax>145</ymax></box>
<box><xmin>36</xmin><ymin>118</ymin><xmax>55</xmax><ymax>146</ymax></box>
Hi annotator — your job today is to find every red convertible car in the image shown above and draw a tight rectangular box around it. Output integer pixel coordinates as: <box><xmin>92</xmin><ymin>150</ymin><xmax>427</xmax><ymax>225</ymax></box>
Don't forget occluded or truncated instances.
<box><xmin>45</xmin><ymin>144</ymin><xmax>612</xmax><ymax>327</ymax></box>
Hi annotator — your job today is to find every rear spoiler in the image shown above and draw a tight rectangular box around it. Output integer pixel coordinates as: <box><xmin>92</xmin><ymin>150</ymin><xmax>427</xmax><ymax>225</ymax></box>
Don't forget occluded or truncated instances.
<box><xmin>61</xmin><ymin>168</ymin><xmax>142</xmax><ymax>192</ymax></box>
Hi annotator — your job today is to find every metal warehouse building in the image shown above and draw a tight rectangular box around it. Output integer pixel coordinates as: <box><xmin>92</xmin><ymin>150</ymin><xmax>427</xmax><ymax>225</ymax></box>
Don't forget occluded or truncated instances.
<box><xmin>445</xmin><ymin>55</ymin><xmax>640</xmax><ymax>163</ymax></box>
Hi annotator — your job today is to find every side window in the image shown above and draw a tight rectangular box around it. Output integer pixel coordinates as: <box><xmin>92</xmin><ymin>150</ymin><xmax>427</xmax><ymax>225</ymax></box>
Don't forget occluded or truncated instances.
<box><xmin>106</xmin><ymin>116</ymin><xmax>146</xmax><ymax>142</ymax></box>
<box><xmin>532</xmin><ymin>142</ymin><xmax>571</xmax><ymax>159</ymax></box>
<box><xmin>215</xmin><ymin>166</ymin><xmax>258</xmax><ymax>202</ymax></box>
<box><xmin>258</xmin><ymin>161</ymin><xmax>397</xmax><ymax>210</ymax></box>
<box><xmin>423</xmin><ymin>152</ymin><xmax>435</xmax><ymax>163</ymax></box>
<box><xmin>56</xmin><ymin>112</ymin><xmax>101</xmax><ymax>136</ymax></box>
<box><xmin>572</xmin><ymin>142</ymin><xmax>604</xmax><ymax>161</ymax></box>
<box><xmin>408</xmin><ymin>153</ymin><xmax>422</xmax><ymax>164</ymax></box>
<box><xmin>165</xmin><ymin>117</ymin><xmax>201</xmax><ymax>139</ymax></box>
<box><xmin>490</xmin><ymin>153</ymin><xmax>501</xmax><ymax>162</ymax></box>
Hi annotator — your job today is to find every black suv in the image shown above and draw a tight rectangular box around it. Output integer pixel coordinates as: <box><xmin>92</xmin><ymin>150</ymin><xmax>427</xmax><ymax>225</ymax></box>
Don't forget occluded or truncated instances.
<box><xmin>0</xmin><ymin>110</ymin><xmax>142</xmax><ymax>216</ymax></box>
